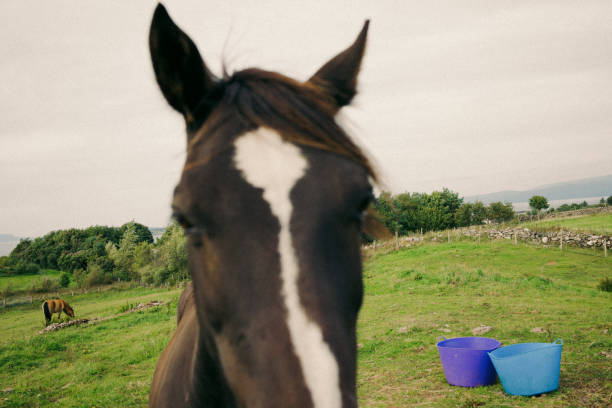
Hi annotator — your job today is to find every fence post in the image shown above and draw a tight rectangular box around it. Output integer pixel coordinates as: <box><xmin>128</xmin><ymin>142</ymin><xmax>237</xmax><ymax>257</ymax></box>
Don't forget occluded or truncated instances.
<box><xmin>395</xmin><ymin>231</ymin><xmax>399</xmax><ymax>250</ymax></box>
<box><xmin>478</xmin><ymin>226</ymin><xmax>481</xmax><ymax>245</ymax></box>
<box><xmin>447</xmin><ymin>230</ymin><xmax>450</xmax><ymax>243</ymax></box>
<box><xmin>560</xmin><ymin>230</ymin><xmax>563</xmax><ymax>251</ymax></box>
<box><xmin>605</xmin><ymin>240</ymin><xmax>608</xmax><ymax>257</ymax></box>
<box><xmin>514</xmin><ymin>230</ymin><xmax>517</xmax><ymax>245</ymax></box>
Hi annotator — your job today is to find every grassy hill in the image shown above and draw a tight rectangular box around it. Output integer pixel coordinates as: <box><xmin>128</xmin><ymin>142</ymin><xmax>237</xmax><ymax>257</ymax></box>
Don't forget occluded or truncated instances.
<box><xmin>0</xmin><ymin>270</ymin><xmax>62</xmax><ymax>292</ymax></box>
<box><xmin>522</xmin><ymin>212</ymin><xmax>612</xmax><ymax>235</ymax></box>
<box><xmin>0</xmin><ymin>238</ymin><xmax>610</xmax><ymax>406</ymax></box>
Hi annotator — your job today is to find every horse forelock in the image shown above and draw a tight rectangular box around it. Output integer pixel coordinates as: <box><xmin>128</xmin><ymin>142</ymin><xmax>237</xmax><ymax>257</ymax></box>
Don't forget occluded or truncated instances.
<box><xmin>184</xmin><ymin>68</ymin><xmax>375</xmax><ymax>181</ymax></box>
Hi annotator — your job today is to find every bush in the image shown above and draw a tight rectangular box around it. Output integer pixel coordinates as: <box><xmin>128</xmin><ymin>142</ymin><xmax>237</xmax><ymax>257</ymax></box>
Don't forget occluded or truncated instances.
<box><xmin>73</xmin><ymin>269</ymin><xmax>86</xmax><ymax>288</ymax></box>
<box><xmin>59</xmin><ymin>272</ymin><xmax>71</xmax><ymax>288</ymax></box>
<box><xmin>597</xmin><ymin>277</ymin><xmax>612</xmax><ymax>292</ymax></box>
<box><xmin>85</xmin><ymin>264</ymin><xmax>105</xmax><ymax>288</ymax></box>
<box><xmin>374</xmin><ymin>189</ymin><xmax>464</xmax><ymax>235</ymax></box>
<box><xmin>557</xmin><ymin>204</ymin><xmax>571</xmax><ymax>212</ymax></box>
<box><xmin>93</xmin><ymin>257</ymin><xmax>114</xmax><ymax>273</ymax></box>
<box><xmin>487</xmin><ymin>202</ymin><xmax>515</xmax><ymax>223</ymax></box>
<box><xmin>13</xmin><ymin>261</ymin><xmax>40</xmax><ymax>275</ymax></box>
<box><xmin>154</xmin><ymin>267</ymin><xmax>172</xmax><ymax>286</ymax></box>
<box><xmin>138</xmin><ymin>264</ymin><xmax>156</xmax><ymax>285</ymax></box>
<box><xmin>38</xmin><ymin>277</ymin><xmax>59</xmax><ymax>293</ymax></box>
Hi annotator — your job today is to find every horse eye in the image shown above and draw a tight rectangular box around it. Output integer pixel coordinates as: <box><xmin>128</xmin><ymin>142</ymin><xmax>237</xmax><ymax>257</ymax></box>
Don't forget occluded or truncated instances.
<box><xmin>172</xmin><ymin>211</ymin><xmax>193</xmax><ymax>229</ymax></box>
<box><xmin>351</xmin><ymin>193</ymin><xmax>373</xmax><ymax>225</ymax></box>
<box><xmin>359</xmin><ymin>194</ymin><xmax>373</xmax><ymax>212</ymax></box>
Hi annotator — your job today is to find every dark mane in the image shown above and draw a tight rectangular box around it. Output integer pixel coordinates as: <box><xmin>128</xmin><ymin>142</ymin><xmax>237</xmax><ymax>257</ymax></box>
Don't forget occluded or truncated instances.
<box><xmin>187</xmin><ymin>68</ymin><xmax>376</xmax><ymax>179</ymax></box>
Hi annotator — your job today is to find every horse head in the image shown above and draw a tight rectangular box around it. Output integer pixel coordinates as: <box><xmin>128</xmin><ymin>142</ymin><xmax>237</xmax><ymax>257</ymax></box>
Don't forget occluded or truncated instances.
<box><xmin>149</xmin><ymin>4</ymin><xmax>373</xmax><ymax>407</ymax></box>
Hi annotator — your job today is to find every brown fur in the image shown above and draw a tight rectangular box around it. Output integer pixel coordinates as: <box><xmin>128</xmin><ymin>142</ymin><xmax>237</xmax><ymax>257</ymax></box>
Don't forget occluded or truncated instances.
<box><xmin>42</xmin><ymin>299</ymin><xmax>74</xmax><ymax>324</ymax></box>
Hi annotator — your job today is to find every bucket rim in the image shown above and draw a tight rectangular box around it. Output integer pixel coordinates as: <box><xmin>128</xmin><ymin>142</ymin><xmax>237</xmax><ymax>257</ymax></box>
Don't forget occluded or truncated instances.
<box><xmin>436</xmin><ymin>336</ymin><xmax>501</xmax><ymax>351</ymax></box>
<box><xmin>488</xmin><ymin>341</ymin><xmax>563</xmax><ymax>361</ymax></box>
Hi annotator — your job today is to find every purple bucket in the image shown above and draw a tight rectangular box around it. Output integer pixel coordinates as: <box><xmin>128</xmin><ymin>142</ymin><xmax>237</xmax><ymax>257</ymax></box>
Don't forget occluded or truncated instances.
<box><xmin>437</xmin><ymin>336</ymin><xmax>501</xmax><ymax>387</ymax></box>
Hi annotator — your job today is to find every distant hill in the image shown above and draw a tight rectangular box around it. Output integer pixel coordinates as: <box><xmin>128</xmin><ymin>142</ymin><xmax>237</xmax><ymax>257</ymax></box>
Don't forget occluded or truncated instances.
<box><xmin>149</xmin><ymin>227</ymin><xmax>165</xmax><ymax>242</ymax></box>
<box><xmin>465</xmin><ymin>174</ymin><xmax>612</xmax><ymax>204</ymax></box>
<box><xmin>0</xmin><ymin>234</ymin><xmax>21</xmax><ymax>257</ymax></box>
<box><xmin>0</xmin><ymin>234</ymin><xmax>20</xmax><ymax>243</ymax></box>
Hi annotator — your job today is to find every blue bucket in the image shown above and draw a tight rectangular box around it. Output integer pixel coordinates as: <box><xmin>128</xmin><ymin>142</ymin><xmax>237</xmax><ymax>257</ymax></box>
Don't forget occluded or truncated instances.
<box><xmin>488</xmin><ymin>339</ymin><xmax>563</xmax><ymax>396</ymax></box>
<box><xmin>436</xmin><ymin>336</ymin><xmax>501</xmax><ymax>387</ymax></box>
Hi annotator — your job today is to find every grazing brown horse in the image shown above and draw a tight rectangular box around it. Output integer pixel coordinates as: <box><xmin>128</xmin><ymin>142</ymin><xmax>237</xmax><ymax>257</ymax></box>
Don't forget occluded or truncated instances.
<box><xmin>149</xmin><ymin>4</ymin><xmax>374</xmax><ymax>407</ymax></box>
<box><xmin>42</xmin><ymin>299</ymin><xmax>75</xmax><ymax>324</ymax></box>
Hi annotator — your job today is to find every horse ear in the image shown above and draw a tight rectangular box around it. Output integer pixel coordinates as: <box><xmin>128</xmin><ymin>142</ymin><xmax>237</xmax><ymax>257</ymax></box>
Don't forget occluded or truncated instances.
<box><xmin>307</xmin><ymin>20</ymin><xmax>369</xmax><ymax>110</ymax></box>
<box><xmin>149</xmin><ymin>4</ymin><xmax>216</xmax><ymax>124</ymax></box>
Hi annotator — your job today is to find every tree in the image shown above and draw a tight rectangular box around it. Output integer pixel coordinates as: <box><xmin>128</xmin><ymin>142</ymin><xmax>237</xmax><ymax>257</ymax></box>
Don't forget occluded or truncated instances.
<box><xmin>13</xmin><ymin>261</ymin><xmax>40</xmax><ymax>275</ymax></box>
<box><xmin>487</xmin><ymin>202</ymin><xmax>515</xmax><ymax>223</ymax></box>
<box><xmin>454</xmin><ymin>203</ymin><xmax>473</xmax><ymax>227</ymax></box>
<box><xmin>73</xmin><ymin>269</ymin><xmax>87</xmax><ymax>288</ymax></box>
<box><xmin>110</xmin><ymin>224</ymin><xmax>140</xmax><ymax>281</ymax></box>
<box><xmin>59</xmin><ymin>272</ymin><xmax>71</xmax><ymax>288</ymax></box>
<box><xmin>471</xmin><ymin>201</ymin><xmax>487</xmax><ymax>225</ymax></box>
<box><xmin>0</xmin><ymin>256</ymin><xmax>8</xmax><ymax>273</ymax></box>
<box><xmin>417</xmin><ymin>189</ymin><xmax>463</xmax><ymax>231</ymax></box>
<box><xmin>120</xmin><ymin>221</ymin><xmax>154</xmax><ymax>244</ymax></box>
<box><xmin>133</xmin><ymin>242</ymin><xmax>153</xmax><ymax>270</ymax></box>
<box><xmin>155</xmin><ymin>223</ymin><xmax>188</xmax><ymax>284</ymax></box>
<box><xmin>608</xmin><ymin>195</ymin><xmax>612</xmax><ymax>206</ymax></box>
<box><xmin>529</xmin><ymin>195</ymin><xmax>549</xmax><ymax>213</ymax></box>
<box><xmin>85</xmin><ymin>264</ymin><xmax>106</xmax><ymax>287</ymax></box>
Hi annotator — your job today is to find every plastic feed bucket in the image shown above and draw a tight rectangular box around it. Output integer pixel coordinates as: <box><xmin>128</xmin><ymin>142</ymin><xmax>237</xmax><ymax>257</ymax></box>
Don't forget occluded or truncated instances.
<box><xmin>436</xmin><ymin>336</ymin><xmax>501</xmax><ymax>387</ymax></box>
<box><xmin>488</xmin><ymin>339</ymin><xmax>563</xmax><ymax>396</ymax></box>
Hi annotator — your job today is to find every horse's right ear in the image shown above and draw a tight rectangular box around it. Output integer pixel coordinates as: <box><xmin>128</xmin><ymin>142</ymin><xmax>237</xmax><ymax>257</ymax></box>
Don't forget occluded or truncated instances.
<box><xmin>307</xmin><ymin>20</ymin><xmax>369</xmax><ymax>112</ymax></box>
<box><xmin>149</xmin><ymin>4</ymin><xmax>216</xmax><ymax>125</ymax></box>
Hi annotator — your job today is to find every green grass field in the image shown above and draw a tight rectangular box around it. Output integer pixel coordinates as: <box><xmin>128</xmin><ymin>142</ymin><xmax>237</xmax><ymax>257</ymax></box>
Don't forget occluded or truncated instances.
<box><xmin>522</xmin><ymin>212</ymin><xmax>612</xmax><ymax>235</ymax></box>
<box><xmin>1</xmin><ymin>239</ymin><xmax>610</xmax><ymax>407</ymax></box>
<box><xmin>0</xmin><ymin>287</ymin><xmax>181</xmax><ymax>407</ymax></box>
<box><xmin>357</xmin><ymin>240</ymin><xmax>610</xmax><ymax>407</ymax></box>
<box><xmin>0</xmin><ymin>270</ymin><xmax>62</xmax><ymax>292</ymax></box>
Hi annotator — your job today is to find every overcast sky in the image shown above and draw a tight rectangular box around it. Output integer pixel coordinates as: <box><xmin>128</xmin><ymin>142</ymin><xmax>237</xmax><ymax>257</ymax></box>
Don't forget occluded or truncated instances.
<box><xmin>1</xmin><ymin>0</ymin><xmax>611</xmax><ymax>237</ymax></box>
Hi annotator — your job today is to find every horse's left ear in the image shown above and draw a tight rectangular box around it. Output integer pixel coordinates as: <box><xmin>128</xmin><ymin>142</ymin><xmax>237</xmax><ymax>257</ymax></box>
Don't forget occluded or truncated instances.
<box><xmin>307</xmin><ymin>20</ymin><xmax>369</xmax><ymax>111</ymax></box>
<box><xmin>149</xmin><ymin>4</ymin><xmax>217</xmax><ymax>125</ymax></box>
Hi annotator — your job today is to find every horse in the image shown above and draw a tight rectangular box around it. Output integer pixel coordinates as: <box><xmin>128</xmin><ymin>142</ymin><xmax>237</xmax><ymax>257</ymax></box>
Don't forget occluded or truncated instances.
<box><xmin>148</xmin><ymin>4</ymin><xmax>375</xmax><ymax>407</ymax></box>
<box><xmin>42</xmin><ymin>298</ymin><xmax>75</xmax><ymax>324</ymax></box>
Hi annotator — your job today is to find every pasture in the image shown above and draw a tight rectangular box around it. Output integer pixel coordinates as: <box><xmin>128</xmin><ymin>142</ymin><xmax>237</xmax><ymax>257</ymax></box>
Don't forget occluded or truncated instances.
<box><xmin>522</xmin><ymin>212</ymin><xmax>612</xmax><ymax>235</ymax></box>
<box><xmin>0</xmin><ymin>239</ymin><xmax>610</xmax><ymax>407</ymax></box>
<box><xmin>0</xmin><ymin>270</ymin><xmax>61</xmax><ymax>292</ymax></box>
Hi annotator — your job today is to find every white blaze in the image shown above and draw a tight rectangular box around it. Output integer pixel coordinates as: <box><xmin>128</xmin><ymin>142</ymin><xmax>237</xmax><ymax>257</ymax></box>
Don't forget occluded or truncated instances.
<box><xmin>234</xmin><ymin>128</ymin><xmax>342</xmax><ymax>408</ymax></box>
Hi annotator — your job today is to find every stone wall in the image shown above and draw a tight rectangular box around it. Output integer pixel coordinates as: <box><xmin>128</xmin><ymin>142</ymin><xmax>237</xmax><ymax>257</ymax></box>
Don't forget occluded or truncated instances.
<box><xmin>516</xmin><ymin>206</ymin><xmax>611</xmax><ymax>222</ymax></box>
<box><xmin>363</xmin><ymin>224</ymin><xmax>610</xmax><ymax>253</ymax></box>
<box><xmin>461</xmin><ymin>227</ymin><xmax>611</xmax><ymax>249</ymax></box>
